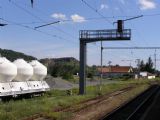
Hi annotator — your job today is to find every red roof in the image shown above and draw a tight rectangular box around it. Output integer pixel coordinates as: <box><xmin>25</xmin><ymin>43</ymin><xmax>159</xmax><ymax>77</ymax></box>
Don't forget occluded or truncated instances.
<box><xmin>97</xmin><ymin>66</ymin><xmax>132</xmax><ymax>73</ymax></box>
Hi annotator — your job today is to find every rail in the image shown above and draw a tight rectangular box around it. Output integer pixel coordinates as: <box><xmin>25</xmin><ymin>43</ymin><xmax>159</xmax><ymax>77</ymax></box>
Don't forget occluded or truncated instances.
<box><xmin>101</xmin><ymin>85</ymin><xmax>159</xmax><ymax>120</ymax></box>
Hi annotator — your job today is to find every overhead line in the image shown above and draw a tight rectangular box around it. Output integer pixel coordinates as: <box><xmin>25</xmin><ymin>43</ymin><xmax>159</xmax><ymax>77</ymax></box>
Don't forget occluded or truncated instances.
<box><xmin>103</xmin><ymin>47</ymin><xmax>160</xmax><ymax>49</ymax></box>
<box><xmin>144</xmin><ymin>13</ymin><xmax>160</xmax><ymax>17</ymax></box>
<box><xmin>8</xmin><ymin>0</ymin><xmax>160</xmax><ymax>22</ymax></box>
<box><xmin>10</xmin><ymin>0</ymin><xmax>160</xmax><ymax>21</ymax></box>
<box><xmin>34</xmin><ymin>21</ymin><xmax>60</xmax><ymax>29</ymax></box>
<box><xmin>6</xmin><ymin>13</ymin><xmax>160</xmax><ymax>25</ymax></box>
<box><xmin>59</xmin><ymin>13</ymin><xmax>160</xmax><ymax>24</ymax></box>
<box><xmin>123</xmin><ymin>15</ymin><xmax>143</xmax><ymax>22</ymax></box>
<box><xmin>0</xmin><ymin>18</ymin><xmax>78</xmax><ymax>44</ymax></box>
<box><xmin>7</xmin><ymin>16</ymin><xmax>138</xmax><ymax>25</ymax></box>
<box><xmin>10</xmin><ymin>1</ymin><xmax>44</xmax><ymax>22</ymax></box>
<box><xmin>9</xmin><ymin>1</ymin><xmax>78</xmax><ymax>41</ymax></box>
<box><xmin>81</xmin><ymin>0</ymin><xmax>112</xmax><ymax>25</ymax></box>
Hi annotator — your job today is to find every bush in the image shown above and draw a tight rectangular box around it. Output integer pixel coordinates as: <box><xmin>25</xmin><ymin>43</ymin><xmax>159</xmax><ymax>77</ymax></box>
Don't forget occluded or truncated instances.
<box><xmin>121</xmin><ymin>74</ymin><xmax>133</xmax><ymax>80</ymax></box>
<box><xmin>62</xmin><ymin>72</ymin><xmax>74</xmax><ymax>80</ymax></box>
<box><xmin>87</xmin><ymin>72</ymin><xmax>93</xmax><ymax>78</ymax></box>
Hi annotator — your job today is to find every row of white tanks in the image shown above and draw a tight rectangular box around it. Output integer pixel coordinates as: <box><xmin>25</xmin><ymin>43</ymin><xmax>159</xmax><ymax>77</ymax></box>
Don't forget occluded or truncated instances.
<box><xmin>0</xmin><ymin>57</ymin><xmax>47</xmax><ymax>82</ymax></box>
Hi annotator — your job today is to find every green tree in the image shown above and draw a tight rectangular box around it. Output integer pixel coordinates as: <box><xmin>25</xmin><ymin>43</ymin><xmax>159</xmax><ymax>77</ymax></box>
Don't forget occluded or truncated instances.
<box><xmin>87</xmin><ymin>65</ymin><xmax>98</xmax><ymax>79</ymax></box>
<box><xmin>62</xmin><ymin>72</ymin><xmax>74</xmax><ymax>80</ymax></box>
<box><xmin>140</xmin><ymin>60</ymin><xmax>145</xmax><ymax>71</ymax></box>
<box><xmin>145</xmin><ymin>57</ymin><xmax>155</xmax><ymax>73</ymax></box>
<box><xmin>139</xmin><ymin>57</ymin><xmax>155</xmax><ymax>73</ymax></box>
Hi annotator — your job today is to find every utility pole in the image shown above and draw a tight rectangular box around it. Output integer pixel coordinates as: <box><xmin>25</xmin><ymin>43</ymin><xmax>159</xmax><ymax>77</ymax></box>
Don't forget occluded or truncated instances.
<box><xmin>108</xmin><ymin>61</ymin><xmax>112</xmax><ymax>78</ymax></box>
<box><xmin>100</xmin><ymin>41</ymin><xmax>103</xmax><ymax>91</ymax></box>
<box><xmin>154</xmin><ymin>49</ymin><xmax>157</xmax><ymax>70</ymax></box>
<box><xmin>135</xmin><ymin>59</ymin><xmax>141</xmax><ymax>78</ymax></box>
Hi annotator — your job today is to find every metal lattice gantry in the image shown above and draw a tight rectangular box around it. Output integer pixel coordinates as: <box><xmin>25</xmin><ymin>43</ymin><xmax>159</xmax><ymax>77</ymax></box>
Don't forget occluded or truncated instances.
<box><xmin>79</xmin><ymin>29</ymin><xmax>131</xmax><ymax>43</ymax></box>
<box><xmin>79</xmin><ymin>29</ymin><xmax>131</xmax><ymax>95</ymax></box>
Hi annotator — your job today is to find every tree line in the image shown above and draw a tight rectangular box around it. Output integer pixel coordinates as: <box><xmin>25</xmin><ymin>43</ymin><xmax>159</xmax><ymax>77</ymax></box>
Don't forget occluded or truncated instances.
<box><xmin>139</xmin><ymin>57</ymin><xmax>155</xmax><ymax>73</ymax></box>
<box><xmin>46</xmin><ymin>57</ymin><xmax>158</xmax><ymax>80</ymax></box>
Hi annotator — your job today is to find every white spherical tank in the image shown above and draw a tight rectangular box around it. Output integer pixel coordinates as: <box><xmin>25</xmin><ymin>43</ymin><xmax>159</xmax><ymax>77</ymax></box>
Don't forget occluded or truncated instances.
<box><xmin>29</xmin><ymin>60</ymin><xmax>47</xmax><ymax>81</ymax></box>
<box><xmin>13</xmin><ymin>59</ymin><xmax>33</xmax><ymax>81</ymax></box>
<box><xmin>0</xmin><ymin>57</ymin><xmax>17</xmax><ymax>82</ymax></box>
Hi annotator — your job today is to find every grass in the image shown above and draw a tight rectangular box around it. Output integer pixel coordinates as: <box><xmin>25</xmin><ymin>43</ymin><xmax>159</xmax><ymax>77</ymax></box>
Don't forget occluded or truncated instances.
<box><xmin>0</xmin><ymin>79</ymin><xmax>159</xmax><ymax>120</ymax></box>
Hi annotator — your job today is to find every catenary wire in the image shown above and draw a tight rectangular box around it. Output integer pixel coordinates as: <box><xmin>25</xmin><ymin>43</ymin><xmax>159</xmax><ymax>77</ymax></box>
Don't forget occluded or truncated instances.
<box><xmin>0</xmin><ymin>18</ymin><xmax>78</xmax><ymax>44</ymax></box>
<box><xmin>9</xmin><ymin>1</ymin><xmax>78</xmax><ymax>41</ymax></box>
<box><xmin>81</xmin><ymin>0</ymin><xmax>113</xmax><ymax>25</ymax></box>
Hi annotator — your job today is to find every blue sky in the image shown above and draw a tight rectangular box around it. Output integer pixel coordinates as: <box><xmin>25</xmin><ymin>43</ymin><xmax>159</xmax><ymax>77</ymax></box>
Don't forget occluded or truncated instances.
<box><xmin>0</xmin><ymin>0</ymin><xmax>160</xmax><ymax>68</ymax></box>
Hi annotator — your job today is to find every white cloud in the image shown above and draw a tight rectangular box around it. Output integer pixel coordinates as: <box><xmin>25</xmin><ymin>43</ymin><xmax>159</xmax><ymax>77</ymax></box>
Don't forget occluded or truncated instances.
<box><xmin>51</xmin><ymin>13</ymin><xmax>67</xmax><ymax>20</ymax></box>
<box><xmin>70</xmin><ymin>14</ymin><xmax>86</xmax><ymax>23</ymax></box>
<box><xmin>100</xmin><ymin>4</ymin><xmax>109</xmax><ymax>10</ymax></box>
<box><xmin>139</xmin><ymin>0</ymin><xmax>156</xmax><ymax>10</ymax></box>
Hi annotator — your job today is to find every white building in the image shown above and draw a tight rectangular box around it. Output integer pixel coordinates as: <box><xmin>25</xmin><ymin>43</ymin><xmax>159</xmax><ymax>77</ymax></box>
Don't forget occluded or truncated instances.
<box><xmin>140</xmin><ymin>72</ymin><xmax>156</xmax><ymax>79</ymax></box>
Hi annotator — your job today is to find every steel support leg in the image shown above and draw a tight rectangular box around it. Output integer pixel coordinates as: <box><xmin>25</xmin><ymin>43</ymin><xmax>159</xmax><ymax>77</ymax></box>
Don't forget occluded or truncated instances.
<box><xmin>79</xmin><ymin>41</ymin><xmax>86</xmax><ymax>95</ymax></box>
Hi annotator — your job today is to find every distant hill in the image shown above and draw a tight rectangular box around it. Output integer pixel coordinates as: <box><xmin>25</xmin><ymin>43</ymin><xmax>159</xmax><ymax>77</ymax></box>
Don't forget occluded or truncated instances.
<box><xmin>0</xmin><ymin>48</ymin><xmax>78</xmax><ymax>64</ymax></box>
<box><xmin>0</xmin><ymin>48</ymin><xmax>80</xmax><ymax>78</ymax></box>
<box><xmin>0</xmin><ymin>48</ymin><xmax>37</xmax><ymax>61</ymax></box>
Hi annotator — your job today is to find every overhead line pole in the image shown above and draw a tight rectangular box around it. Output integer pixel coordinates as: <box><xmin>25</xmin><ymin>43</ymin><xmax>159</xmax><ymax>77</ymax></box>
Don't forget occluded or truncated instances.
<box><xmin>154</xmin><ymin>49</ymin><xmax>157</xmax><ymax>70</ymax></box>
<box><xmin>79</xmin><ymin>29</ymin><xmax>131</xmax><ymax>95</ymax></box>
<box><xmin>100</xmin><ymin>40</ymin><xmax>103</xmax><ymax>91</ymax></box>
<box><xmin>103</xmin><ymin>46</ymin><xmax>160</xmax><ymax>72</ymax></box>
<box><xmin>79</xmin><ymin>14</ymin><xmax>143</xmax><ymax>95</ymax></box>
<box><xmin>104</xmin><ymin>47</ymin><xmax>160</xmax><ymax>49</ymax></box>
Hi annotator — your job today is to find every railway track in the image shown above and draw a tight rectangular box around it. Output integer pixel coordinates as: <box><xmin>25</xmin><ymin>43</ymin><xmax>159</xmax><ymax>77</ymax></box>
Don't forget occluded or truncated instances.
<box><xmin>101</xmin><ymin>85</ymin><xmax>160</xmax><ymax>120</ymax></box>
<box><xmin>24</xmin><ymin>86</ymin><xmax>135</xmax><ymax>120</ymax></box>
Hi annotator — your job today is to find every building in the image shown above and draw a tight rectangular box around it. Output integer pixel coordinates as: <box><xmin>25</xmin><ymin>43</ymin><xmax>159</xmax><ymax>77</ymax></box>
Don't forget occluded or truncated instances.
<box><xmin>140</xmin><ymin>72</ymin><xmax>156</xmax><ymax>79</ymax></box>
<box><xmin>97</xmin><ymin>66</ymin><xmax>133</xmax><ymax>78</ymax></box>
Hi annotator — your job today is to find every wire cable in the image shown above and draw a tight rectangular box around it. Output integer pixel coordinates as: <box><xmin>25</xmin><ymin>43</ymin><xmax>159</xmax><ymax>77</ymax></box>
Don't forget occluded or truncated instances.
<box><xmin>81</xmin><ymin>0</ymin><xmax>112</xmax><ymax>25</ymax></box>
<box><xmin>6</xmin><ymin>12</ymin><xmax>160</xmax><ymax>25</ymax></box>
<box><xmin>0</xmin><ymin>18</ymin><xmax>78</xmax><ymax>44</ymax></box>
<box><xmin>9</xmin><ymin>1</ymin><xmax>78</xmax><ymax>41</ymax></box>
<box><xmin>10</xmin><ymin>1</ymin><xmax>44</xmax><ymax>22</ymax></box>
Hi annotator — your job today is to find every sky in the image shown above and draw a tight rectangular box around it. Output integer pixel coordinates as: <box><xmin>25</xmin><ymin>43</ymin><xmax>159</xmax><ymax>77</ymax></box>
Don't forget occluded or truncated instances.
<box><xmin>0</xmin><ymin>0</ymin><xmax>160</xmax><ymax>68</ymax></box>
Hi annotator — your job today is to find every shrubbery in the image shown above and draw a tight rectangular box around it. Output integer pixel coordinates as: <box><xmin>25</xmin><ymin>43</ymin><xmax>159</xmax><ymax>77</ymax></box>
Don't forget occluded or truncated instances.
<box><xmin>62</xmin><ymin>72</ymin><xmax>74</xmax><ymax>80</ymax></box>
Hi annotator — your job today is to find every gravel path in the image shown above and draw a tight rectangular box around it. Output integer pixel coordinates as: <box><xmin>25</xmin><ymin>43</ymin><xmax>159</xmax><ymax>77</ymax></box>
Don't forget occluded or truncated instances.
<box><xmin>45</xmin><ymin>76</ymin><xmax>118</xmax><ymax>90</ymax></box>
